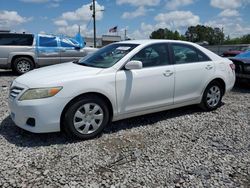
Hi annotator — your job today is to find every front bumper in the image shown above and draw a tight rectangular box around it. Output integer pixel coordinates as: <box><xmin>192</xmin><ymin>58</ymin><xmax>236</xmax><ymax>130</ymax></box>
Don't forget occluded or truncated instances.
<box><xmin>8</xmin><ymin>84</ymin><xmax>70</xmax><ymax>133</ymax></box>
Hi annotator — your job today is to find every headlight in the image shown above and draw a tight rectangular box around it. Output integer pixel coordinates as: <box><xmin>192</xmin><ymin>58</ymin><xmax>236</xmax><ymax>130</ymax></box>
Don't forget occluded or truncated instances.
<box><xmin>19</xmin><ymin>87</ymin><xmax>62</xmax><ymax>101</ymax></box>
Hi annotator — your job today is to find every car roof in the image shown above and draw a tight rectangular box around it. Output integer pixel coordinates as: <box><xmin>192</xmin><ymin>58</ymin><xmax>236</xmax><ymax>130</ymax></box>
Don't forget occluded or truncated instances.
<box><xmin>117</xmin><ymin>39</ymin><xmax>196</xmax><ymax>46</ymax></box>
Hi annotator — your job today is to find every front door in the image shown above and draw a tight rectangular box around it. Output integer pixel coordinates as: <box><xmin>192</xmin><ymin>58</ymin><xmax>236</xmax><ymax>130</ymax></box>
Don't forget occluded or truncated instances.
<box><xmin>116</xmin><ymin>43</ymin><xmax>175</xmax><ymax>114</ymax></box>
<box><xmin>59</xmin><ymin>37</ymin><xmax>86</xmax><ymax>63</ymax></box>
<box><xmin>37</xmin><ymin>35</ymin><xmax>61</xmax><ymax>66</ymax></box>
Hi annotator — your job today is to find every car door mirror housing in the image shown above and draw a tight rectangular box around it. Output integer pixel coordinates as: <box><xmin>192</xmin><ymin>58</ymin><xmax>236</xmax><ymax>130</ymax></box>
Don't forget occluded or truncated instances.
<box><xmin>125</xmin><ymin>60</ymin><xmax>143</xmax><ymax>70</ymax></box>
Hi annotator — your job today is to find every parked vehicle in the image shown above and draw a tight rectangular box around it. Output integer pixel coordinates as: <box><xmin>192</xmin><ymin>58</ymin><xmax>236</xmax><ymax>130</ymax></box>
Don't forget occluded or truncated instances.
<box><xmin>221</xmin><ymin>46</ymin><xmax>250</xmax><ymax>57</ymax></box>
<box><xmin>230</xmin><ymin>50</ymin><xmax>250</xmax><ymax>80</ymax></box>
<box><xmin>0</xmin><ymin>32</ymin><xmax>96</xmax><ymax>74</ymax></box>
<box><xmin>9</xmin><ymin>40</ymin><xmax>235</xmax><ymax>139</ymax></box>
<box><xmin>222</xmin><ymin>50</ymin><xmax>243</xmax><ymax>57</ymax></box>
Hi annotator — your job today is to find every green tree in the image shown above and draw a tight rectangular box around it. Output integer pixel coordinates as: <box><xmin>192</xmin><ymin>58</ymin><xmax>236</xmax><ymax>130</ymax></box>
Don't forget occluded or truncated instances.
<box><xmin>150</xmin><ymin>28</ymin><xmax>185</xmax><ymax>40</ymax></box>
<box><xmin>185</xmin><ymin>25</ymin><xmax>224</xmax><ymax>45</ymax></box>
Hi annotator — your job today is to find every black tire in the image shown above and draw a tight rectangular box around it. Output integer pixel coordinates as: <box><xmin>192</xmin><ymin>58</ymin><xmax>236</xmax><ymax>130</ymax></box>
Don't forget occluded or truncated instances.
<box><xmin>63</xmin><ymin>95</ymin><xmax>110</xmax><ymax>140</ymax></box>
<box><xmin>200</xmin><ymin>81</ymin><xmax>223</xmax><ymax>111</ymax></box>
<box><xmin>13</xmin><ymin>57</ymin><xmax>34</xmax><ymax>75</ymax></box>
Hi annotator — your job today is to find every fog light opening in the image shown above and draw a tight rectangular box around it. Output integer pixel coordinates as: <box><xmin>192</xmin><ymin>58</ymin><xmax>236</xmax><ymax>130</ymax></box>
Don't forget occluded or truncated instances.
<box><xmin>26</xmin><ymin>118</ymin><xmax>35</xmax><ymax>127</ymax></box>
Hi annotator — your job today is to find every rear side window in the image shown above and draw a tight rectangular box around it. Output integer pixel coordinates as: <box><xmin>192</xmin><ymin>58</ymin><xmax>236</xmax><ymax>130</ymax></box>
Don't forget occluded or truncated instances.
<box><xmin>172</xmin><ymin>44</ymin><xmax>210</xmax><ymax>64</ymax></box>
<box><xmin>39</xmin><ymin>36</ymin><xmax>57</xmax><ymax>47</ymax></box>
<box><xmin>0</xmin><ymin>34</ymin><xmax>33</xmax><ymax>46</ymax></box>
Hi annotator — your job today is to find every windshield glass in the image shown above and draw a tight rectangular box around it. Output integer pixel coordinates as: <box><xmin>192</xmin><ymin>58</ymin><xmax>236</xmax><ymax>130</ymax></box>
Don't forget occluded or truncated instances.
<box><xmin>77</xmin><ymin>43</ymin><xmax>138</xmax><ymax>68</ymax></box>
<box><xmin>235</xmin><ymin>51</ymin><xmax>250</xmax><ymax>59</ymax></box>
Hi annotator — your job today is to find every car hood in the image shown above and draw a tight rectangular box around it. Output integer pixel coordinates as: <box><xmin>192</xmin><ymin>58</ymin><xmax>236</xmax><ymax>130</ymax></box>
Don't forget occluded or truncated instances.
<box><xmin>15</xmin><ymin>62</ymin><xmax>104</xmax><ymax>88</ymax></box>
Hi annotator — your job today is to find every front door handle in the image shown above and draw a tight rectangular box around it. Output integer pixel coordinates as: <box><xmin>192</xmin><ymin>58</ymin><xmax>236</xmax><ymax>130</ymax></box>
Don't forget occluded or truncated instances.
<box><xmin>163</xmin><ymin>70</ymin><xmax>173</xmax><ymax>77</ymax></box>
<box><xmin>206</xmin><ymin>65</ymin><xmax>213</xmax><ymax>70</ymax></box>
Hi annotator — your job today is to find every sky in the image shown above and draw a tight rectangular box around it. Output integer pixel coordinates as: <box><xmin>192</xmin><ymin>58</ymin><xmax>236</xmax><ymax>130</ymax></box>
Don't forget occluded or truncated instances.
<box><xmin>0</xmin><ymin>0</ymin><xmax>250</xmax><ymax>39</ymax></box>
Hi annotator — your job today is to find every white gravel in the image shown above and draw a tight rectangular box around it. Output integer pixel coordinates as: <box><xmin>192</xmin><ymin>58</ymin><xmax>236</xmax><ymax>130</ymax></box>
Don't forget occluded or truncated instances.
<box><xmin>0</xmin><ymin>69</ymin><xmax>250</xmax><ymax>187</ymax></box>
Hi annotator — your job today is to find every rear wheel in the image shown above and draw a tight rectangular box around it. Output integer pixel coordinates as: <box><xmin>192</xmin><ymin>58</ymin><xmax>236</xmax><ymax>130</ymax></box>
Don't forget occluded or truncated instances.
<box><xmin>13</xmin><ymin>57</ymin><xmax>34</xmax><ymax>75</ymax></box>
<box><xmin>63</xmin><ymin>95</ymin><xmax>110</xmax><ymax>140</ymax></box>
<box><xmin>200</xmin><ymin>81</ymin><xmax>223</xmax><ymax>111</ymax></box>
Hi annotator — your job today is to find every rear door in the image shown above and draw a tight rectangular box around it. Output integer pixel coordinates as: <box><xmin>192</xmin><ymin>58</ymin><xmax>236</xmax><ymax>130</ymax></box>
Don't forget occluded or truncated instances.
<box><xmin>37</xmin><ymin>35</ymin><xmax>60</xmax><ymax>66</ymax></box>
<box><xmin>170</xmin><ymin>43</ymin><xmax>215</xmax><ymax>104</ymax></box>
<box><xmin>59</xmin><ymin>37</ymin><xmax>86</xmax><ymax>63</ymax></box>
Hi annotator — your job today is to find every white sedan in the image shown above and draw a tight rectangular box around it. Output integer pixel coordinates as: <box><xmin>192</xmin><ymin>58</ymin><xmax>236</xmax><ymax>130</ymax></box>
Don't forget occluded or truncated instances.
<box><xmin>9</xmin><ymin>40</ymin><xmax>235</xmax><ymax>139</ymax></box>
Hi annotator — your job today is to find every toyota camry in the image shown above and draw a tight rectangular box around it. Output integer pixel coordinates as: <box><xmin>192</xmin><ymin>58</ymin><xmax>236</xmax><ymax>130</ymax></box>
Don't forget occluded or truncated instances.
<box><xmin>9</xmin><ymin>40</ymin><xmax>235</xmax><ymax>139</ymax></box>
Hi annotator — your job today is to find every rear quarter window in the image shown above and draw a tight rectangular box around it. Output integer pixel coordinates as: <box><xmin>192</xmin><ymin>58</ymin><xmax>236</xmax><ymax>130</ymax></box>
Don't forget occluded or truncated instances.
<box><xmin>0</xmin><ymin>34</ymin><xmax>34</xmax><ymax>46</ymax></box>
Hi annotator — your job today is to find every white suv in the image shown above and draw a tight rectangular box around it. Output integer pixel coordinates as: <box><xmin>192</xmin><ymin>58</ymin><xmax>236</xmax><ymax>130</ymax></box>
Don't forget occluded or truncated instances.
<box><xmin>9</xmin><ymin>40</ymin><xmax>235</xmax><ymax>139</ymax></box>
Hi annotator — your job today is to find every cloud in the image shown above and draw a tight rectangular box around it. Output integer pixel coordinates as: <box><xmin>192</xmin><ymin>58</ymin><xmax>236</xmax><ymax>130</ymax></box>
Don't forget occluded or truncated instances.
<box><xmin>129</xmin><ymin>22</ymin><xmax>155</xmax><ymax>39</ymax></box>
<box><xmin>60</xmin><ymin>2</ymin><xmax>104</xmax><ymax>21</ymax></box>
<box><xmin>205</xmin><ymin>17</ymin><xmax>250</xmax><ymax>37</ymax></box>
<box><xmin>128</xmin><ymin>11</ymin><xmax>200</xmax><ymax>39</ymax></box>
<box><xmin>155</xmin><ymin>11</ymin><xmax>200</xmax><ymax>29</ymax></box>
<box><xmin>219</xmin><ymin>9</ymin><xmax>239</xmax><ymax>17</ymax></box>
<box><xmin>54</xmin><ymin>19</ymin><xmax>68</xmax><ymax>26</ymax></box>
<box><xmin>210</xmin><ymin>0</ymin><xmax>241</xmax><ymax>9</ymax></box>
<box><xmin>166</xmin><ymin>0</ymin><xmax>194</xmax><ymax>10</ymax></box>
<box><xmin>122</xmin><ymin>6</ymin><xmax>146</xmax><ymax>19</ymax></box>
<box><xmin>0</xmin><ymin>10</ymin><xmax>32</xmax><ymax>29</ymax></box>
<box><xmin>116</xmin><ymin>0</ymin><xmax>160</xmax><ymax>6</ymax></box>
<box><xmin>54</xmin><ymin>2</ymin><xmax>104</xmax><ymax>37</ymax></box>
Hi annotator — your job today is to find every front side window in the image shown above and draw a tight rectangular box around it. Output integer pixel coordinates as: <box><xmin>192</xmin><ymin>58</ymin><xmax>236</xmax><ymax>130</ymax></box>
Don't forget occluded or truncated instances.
<box><xmin>131</xmin><ymin>43</ymin><xmax>170</xmax><ymax>68</ymax></box>
<box><xmin>60</xmin><ymin>38</ymin><xmax>79</xmax><ymax>48</ymax></box>
<box><xmin>39</xmin><ymin>36</ymin><xmax>57</xmax><ymax>47</ymax></box>
<box><xmin>76</xmin><ymin>43</ymin><xmax>138</xmax><ymax>68</ymax></box>
<box><xmin>172</xmin><ymin>44</ymin><xmax>210</xmax><ymax>64</ymax></box>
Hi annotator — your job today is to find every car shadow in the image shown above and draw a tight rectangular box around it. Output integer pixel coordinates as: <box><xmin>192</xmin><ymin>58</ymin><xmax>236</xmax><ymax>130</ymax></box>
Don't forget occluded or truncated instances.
<box><xmin>0</xmin><ymin>105</ymin><xmax>206</xmax><ymax>147</ymax></box>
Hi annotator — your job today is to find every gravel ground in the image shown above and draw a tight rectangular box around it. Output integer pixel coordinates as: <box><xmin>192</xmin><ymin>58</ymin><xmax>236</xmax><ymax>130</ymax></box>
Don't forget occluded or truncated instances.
<box><xmin>0</xmin><ymin>69</ymin><xmax>250</xmax><ymax>188</ymax></box>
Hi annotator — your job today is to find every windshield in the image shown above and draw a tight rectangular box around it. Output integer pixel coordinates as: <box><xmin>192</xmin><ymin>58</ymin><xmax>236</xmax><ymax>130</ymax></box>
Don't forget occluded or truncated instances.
<box><xmin>235</xmin><ymin>51</ymin><xmax>250</xmax><ymax>59</ymax></box>
<box><xmin>76</xmin><ymin>43</ymin><xmax>138</xmax><ymax>68</ymax></box>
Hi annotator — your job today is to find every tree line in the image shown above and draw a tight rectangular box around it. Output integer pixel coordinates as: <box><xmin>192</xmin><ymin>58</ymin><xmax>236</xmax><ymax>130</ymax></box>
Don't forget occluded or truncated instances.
<box><xmin>150</xmin><ymin>25</ymin><xmax>250</xmax><ymax>45</ymax></box>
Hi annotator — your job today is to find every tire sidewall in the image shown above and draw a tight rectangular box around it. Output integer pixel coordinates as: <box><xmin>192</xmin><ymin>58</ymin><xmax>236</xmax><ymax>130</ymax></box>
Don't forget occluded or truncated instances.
<box><xmin>202</xmin><ymin>82</ymin><xmax>222</xmax><ymax>111</ymax></box>
<box><xmin>64</xmin><ymin>96</ymin><xmax>110</xmax><ymax>140</ymax></box>
<box><xmin>13</xmin><ymin>57</ymin><xmax>34</xmax><ymax>75</ymax></box>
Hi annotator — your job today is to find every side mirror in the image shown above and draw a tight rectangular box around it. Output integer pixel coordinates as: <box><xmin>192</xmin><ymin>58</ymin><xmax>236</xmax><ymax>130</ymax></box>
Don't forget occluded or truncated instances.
<box><xmin>125</xmin><ymin>60</ymin><xmax>143</xmax><ymax>70</ymax></box>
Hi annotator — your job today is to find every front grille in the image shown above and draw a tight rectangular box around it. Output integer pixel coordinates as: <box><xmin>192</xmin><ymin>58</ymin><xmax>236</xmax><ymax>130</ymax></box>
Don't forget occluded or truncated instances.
<box><xmin>10</xmin><ymin>87</ymin><xmax>24</xmax><ymax>99</ymax></box>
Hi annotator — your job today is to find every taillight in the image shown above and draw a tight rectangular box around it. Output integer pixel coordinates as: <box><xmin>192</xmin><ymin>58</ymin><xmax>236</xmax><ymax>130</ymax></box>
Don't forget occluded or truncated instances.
<box><xmin>230</xmin><ymin>63</ymin><xmax>235</xmax><ymax>70</ymax></box>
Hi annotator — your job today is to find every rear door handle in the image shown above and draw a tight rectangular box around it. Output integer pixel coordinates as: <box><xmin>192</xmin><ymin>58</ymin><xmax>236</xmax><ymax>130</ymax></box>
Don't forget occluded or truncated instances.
<box><xmin>163</xmin><ymin>70</ymin><xmax>173</xmax><ymax>77</ymax></box>
<box><xmin>206</xmin><ymin>65</ymin><xmax>213</xmax><ymax>70</ymax></box>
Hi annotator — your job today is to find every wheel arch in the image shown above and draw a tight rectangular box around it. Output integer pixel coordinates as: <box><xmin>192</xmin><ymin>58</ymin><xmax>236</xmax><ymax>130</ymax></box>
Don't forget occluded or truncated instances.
<box><xmin>11</xmin><ymin>55</ymin><xmax>36</xmax><ymax>69</ymax></box>
<box><xmin>205</xmin><ymin>77</ymin><xmax>226</xmax><ymax>96</ymax></box>
<box><xmin>60</xmin><ymin>92</ymin><xmax>114</xmax><ymax>131</ymax></box>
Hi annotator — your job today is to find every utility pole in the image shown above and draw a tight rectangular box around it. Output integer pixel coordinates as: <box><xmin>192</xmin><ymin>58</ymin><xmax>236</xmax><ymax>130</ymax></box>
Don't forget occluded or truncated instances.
<box><xmin>92</xmin><ymin>0</ymin><xmax>96</xmax><ymax>48</ymax></box>
<box><xmin>124</xmin><ymin>29</ymin><xmax>127</xmax><ymax>40</ymax></box>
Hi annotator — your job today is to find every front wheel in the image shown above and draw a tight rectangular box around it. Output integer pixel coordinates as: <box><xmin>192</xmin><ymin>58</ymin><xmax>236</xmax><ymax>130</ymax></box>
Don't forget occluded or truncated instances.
<box><xmin>63</xmin><ymin>95</ymin><xmax>110</xmax><ymax>140</ymax></box>
<box><xmin>200</xmin><ymin>82</ymin><xmax>223</xmax><ymax>111</ymax></box>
